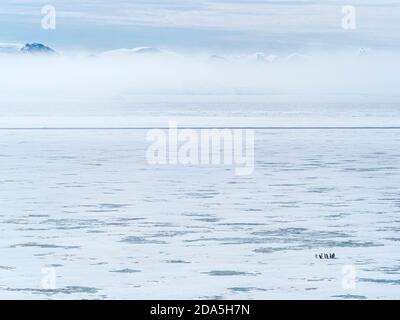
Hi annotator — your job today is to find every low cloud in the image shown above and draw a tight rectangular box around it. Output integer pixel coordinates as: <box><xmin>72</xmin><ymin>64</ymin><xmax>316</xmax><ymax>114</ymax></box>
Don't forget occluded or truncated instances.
<box><xmin>0</xmin><ymin>51</ymin><xmax>399</xmax><ymax>103</ymax></box>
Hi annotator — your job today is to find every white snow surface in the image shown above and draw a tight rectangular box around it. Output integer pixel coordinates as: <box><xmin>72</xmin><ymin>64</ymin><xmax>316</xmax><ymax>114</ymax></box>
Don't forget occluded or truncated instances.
<box><xmin>0</xmin><ymin>128</ymin><xmax>399</xmax><ymax>299</ymax></box>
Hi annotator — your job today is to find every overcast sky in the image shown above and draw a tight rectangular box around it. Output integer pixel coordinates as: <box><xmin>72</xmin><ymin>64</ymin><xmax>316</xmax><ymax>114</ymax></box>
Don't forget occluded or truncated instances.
<box><xmin>1</xmin><ymin>0</ymin><xmax>400</xmax><ymax>52</ymax></box>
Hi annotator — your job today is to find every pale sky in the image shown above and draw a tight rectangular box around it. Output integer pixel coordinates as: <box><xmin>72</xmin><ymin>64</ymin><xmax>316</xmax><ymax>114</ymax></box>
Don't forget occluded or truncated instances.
<box><xmin>1</xmin><ymin>0</ymin><xmax>400</xmax><ymax>52</ymax></box>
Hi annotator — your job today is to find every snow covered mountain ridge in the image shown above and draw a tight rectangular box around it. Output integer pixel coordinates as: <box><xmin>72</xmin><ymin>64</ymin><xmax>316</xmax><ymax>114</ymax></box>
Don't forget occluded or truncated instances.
<box><xmin>0</xmin><ymin>42</ymin><xmax>56</xmax><ymax>55</ymax></box>
<box><xmin>0</xmin><ymin>42</ymin><xmax>374</xmax><ymax>61</ymax></box>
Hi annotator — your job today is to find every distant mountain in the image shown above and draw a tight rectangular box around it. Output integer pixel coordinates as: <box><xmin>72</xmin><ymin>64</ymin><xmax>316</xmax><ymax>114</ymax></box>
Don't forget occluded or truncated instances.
<box><xmin>20</xmin><ymin>43</ymin><xmax>56</xmax><ymax>54</ymax></box>
<box><xmin>130</xmin><ymin>47</ymin><xmax>161</xmax><ymax>54</ymax></box>
<box><xmin>0</xmin><ymin>42</ymin><xmax>372</xmax><ymax>61</ymax></box>
<box><xmin>209</xmin><ymin>54</ymin><xmax>226</xmax><ymax>61</ymax></box>
<box><xmin>101</xmin><ymin>46</ymin><xmax>173</xmax><ymax>57</ymax></box>
<box><xmin>0</xmin><ymin>42</ymin><xmax>56</xmax><ymax>55</ymax></box>
<box><xmin>284</xmin><ymin>53</ymin><xmax>310</xmax><ymax>62</ymax></box>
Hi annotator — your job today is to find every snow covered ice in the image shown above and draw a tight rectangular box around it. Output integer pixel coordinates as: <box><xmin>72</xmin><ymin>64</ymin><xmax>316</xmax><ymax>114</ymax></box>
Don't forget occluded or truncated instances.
<box><xmin>1</xmin><ymin>101</ymin><xmax>400</xmax><ymax>299</ymax></box>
